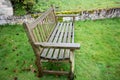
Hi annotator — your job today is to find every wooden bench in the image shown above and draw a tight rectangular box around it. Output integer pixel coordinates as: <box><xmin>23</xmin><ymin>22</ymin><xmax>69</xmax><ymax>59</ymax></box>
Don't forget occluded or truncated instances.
<box><xmin>23</xmin><ymin>7</ymin><xmax>80</xmax><ymax>80</ymax></box>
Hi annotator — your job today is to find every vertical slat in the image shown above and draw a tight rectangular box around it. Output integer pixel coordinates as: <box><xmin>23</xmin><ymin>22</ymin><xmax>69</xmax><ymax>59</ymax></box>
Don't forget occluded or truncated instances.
<box><xmin>44</xmin><ymin>17</ymin><xmax>50</xmax><ymax>37</ymax></box>
<box><xmin>47</xmin><ymin>14</ymin><xmax>52</xmax><ymax>35</ymax></box>
<box><xmin>40</xmin><ymin>22</ymin><xmax>47</xmax><ymax>41</ymax></box>
<box><xmin>36</xmin><ymin>24</ymin><xmax>44</xmax><ymax>42</ymax></box>
<box><xmin>42</xmin><ymin>19</ymin><xmax>48</xmax><ymax>39</ymax></box>
<box><xmin>51</xmin><ymin>6</ymin><xmax>57</xmax><ymax>23</ymax></box>
<box><xmin>34</xmin><ymin>26</ymin><xmax>44</xmax><ymax>51</ymax></box>
<box><xmin>46</xmin><ymin>22</ymin><xmax>56</xmax><ymax>42</ymax></box>
<box><xmin>72</xmin><ymin>23</ymin><xmax>74</xmax><ymax>43</ymax></box>
<box><xmin>45</xmin><ymin>16</ymin><xmax>51</xmax><ymax>35</ymax></box>
<box><xmin>33</xmin><ymin>27</ymin><xmax>40</xmax><ymax>42</ymax></box>
<box><xmin>32</xmin><ymin>29</ymin><xmax>38</xmax><ymax>42</ymax></box>
<box><xmin>36</xmin><ymin>26</ymin><xmax>42</xmax><ymax>42</ymax></box>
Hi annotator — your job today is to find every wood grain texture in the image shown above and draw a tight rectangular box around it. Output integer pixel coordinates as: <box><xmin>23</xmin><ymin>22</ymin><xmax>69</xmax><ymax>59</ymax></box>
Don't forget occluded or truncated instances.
<box><xmin>34</xmin><ymin>42</ymin><xmax>80</xmax><ymax>49</ymax></box>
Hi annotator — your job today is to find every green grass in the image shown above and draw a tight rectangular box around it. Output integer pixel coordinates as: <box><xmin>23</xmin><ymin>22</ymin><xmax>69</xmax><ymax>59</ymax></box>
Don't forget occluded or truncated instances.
<box><xmin>13</xmin><ymin>0</ymin><xmax>120</xmax><ymax>15</ymax></box>
<box><xmin>33</xmin><ymin>0</ymin><xmax>120</xmax><ymax>12</ymax></box>
<box><xmin>75</xmin><ymin>18</ymin><xmax>120</xmax><ymax>80</ymax></box>
<box><xmin>0</xmin><ymin>18</ymin><xmax>120</xmax><ymax>80</ymax></box>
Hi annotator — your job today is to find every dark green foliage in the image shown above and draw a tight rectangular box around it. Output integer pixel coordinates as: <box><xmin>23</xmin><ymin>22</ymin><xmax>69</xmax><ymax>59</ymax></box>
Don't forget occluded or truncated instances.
<box><xmin>14</xmin><ymin>3</ymin><xmax>27</xmax><ymax>16</ymax></box>
<box><xmin>10</xmin><ymin>0</ymin><xmax>36</xmax><ymax>15</ymax></box>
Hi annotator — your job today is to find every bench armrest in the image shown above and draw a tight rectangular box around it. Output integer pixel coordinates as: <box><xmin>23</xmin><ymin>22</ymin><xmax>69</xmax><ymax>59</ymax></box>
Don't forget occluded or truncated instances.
<box><xmin>56</xmin><ymin>14</ymin><xmax>77</xmax><ymax>22</ymax></box>
<box><xmin>56</xmin><ymin>14</ymin><xmax>77</xmax><ymax>17</ymax></box>
<box><xmin>34</xmin><ymin>42</ymin><xmax>80</xmax><ymax>49</ymax></box>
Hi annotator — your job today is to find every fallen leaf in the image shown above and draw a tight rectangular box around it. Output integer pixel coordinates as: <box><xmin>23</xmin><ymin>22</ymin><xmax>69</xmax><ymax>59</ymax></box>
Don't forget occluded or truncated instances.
<box><xmin>31</xmin><ymin>68</ymin><xmax>37</xmax><ymax>73</ymax></box>
<box><xmin>22</xmin><ymin>68</ymin><xmax>31</xmax><ymax>71</ymax></box>
<box><xmin>14</xmin><ymin>77</ymin><xmax>18</xmax><ymax>80</ymax></box>
<box><xmin>16</xmin><ymin>54</ymin><xmax>19</xmax><ymax>56</ymax></box>
<box><xmin>4</xmin><ymin>67</ymin><xmax>8</xmax><ymax>70</ymax></box>
<box><xmin>16</xmin><ymin>33</ymin><xmax>19</xmax><ymax>35</ymax></box>
<box><xmin>30</xmin><ymin>65</ymin><xmax>33</xmax><ymax>68</ymax></box>
<box><xmin>13</xmin><ymin>69</ymin><xmax>18</xmax><ymax>73</ymax></box>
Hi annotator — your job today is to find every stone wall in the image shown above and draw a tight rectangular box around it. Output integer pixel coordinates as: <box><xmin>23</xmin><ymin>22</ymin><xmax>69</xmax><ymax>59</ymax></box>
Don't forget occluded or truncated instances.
<box><xmin>0</xmin><ymin>0</ymin><xmax>13</xmax><ymax>16</ymax></box>
<box><xmin>0</xmin><ymin>8</ymin><xmax>120</xmax><ymax>25</ymax></box>
<box><xmin>0</xmin><ymin>15</ymin><xmax>34</xmax><ymax>25</ymax></box>
<box><xmin>79</xmin><ymin>8</ymin><xmax>120</xmax><ymax>20</ymax></box>
<box><xmin>63</xmin><ymin>8</ymin><xmax>120</xmax><ymax>21</ymax></box>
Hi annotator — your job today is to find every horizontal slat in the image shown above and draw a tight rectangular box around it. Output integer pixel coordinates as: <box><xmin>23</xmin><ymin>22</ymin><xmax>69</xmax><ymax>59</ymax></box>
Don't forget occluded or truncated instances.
<box><xmin>43</xmin><ymin>70</ymin><xmax>69</xmax><ymax>75</ymax></box>
<box><xmin>40</xmin><ymin>56</ymin><xmax>70</xmax><ymax>60</ymax></box>
<box><xmin>34</xmin><ymin>42</ymin><xmax>80</xmax><ymax>49</ymax></box>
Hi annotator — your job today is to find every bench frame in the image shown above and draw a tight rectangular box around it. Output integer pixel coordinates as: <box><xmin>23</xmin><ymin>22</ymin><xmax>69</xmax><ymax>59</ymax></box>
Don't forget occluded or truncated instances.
<box><xmin>23</xmin><ymin>6</ymin><xmax>80</xmax><ymax>80</ymax></box>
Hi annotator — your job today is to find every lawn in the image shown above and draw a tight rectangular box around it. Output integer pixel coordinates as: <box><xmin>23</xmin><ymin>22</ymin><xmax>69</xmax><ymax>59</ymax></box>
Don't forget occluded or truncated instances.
<box><xmin>33</xmin><ymin>0</ymin><xmax>120</xmax><ymax>12</ymax></box>
<box><xmin>0</xmin><ymin>18</ymin><xmax>120</xmax><ymax>80</ymax></box>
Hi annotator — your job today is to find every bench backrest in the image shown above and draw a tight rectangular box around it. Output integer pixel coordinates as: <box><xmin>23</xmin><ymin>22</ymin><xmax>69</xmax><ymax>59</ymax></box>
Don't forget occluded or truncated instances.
<box><xmin>23</xmin><ymin>7</ymin><xmax>57</xmax><ymax>45</ymax></box>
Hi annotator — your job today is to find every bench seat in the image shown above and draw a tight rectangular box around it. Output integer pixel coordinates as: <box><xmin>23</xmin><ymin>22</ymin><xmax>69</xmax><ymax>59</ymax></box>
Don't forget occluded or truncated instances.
<box><xmin>40</xmin><ymin>22</ymin><xmax>74</xmax><ymax>60</ymax></box>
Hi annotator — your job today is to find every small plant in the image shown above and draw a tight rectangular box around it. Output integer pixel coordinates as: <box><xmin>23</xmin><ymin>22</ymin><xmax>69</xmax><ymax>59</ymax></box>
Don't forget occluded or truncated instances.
<box><xmin>14</xmin><ymin>3</ymin><xmax>27</xmax><ymax>16</ymax></box>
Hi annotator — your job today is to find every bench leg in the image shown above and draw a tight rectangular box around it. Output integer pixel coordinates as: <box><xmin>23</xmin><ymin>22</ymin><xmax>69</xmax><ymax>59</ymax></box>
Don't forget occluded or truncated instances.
<box><xmin>35</xmin><ymin>57</ymin><xmax>43</xmax><ymax>77</ymax></box>
<box><xmin>69</xmin><ymin>51</ymin><xmax>74</xmax><ymax>80</ymax></box>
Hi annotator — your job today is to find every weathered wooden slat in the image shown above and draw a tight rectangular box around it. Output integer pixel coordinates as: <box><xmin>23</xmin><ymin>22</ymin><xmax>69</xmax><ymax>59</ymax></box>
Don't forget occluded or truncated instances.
<box><xmin>34</xmin><ymin>27</ymin><xmax>41</xmax><ymax>42</ymax></box>
<box><xmin>59</xmin><ymin>23</ymin><xmax>69</xmax><ymax>59</ymax></box>
<box><xmin>35</xmin><ymin>42</ymin><xmax>80</xmax><ymax>49</ymax></box>
<box><xmin>45</xmin><ymin>16</ymin><xmax>51</xmax><ymax>35</ymax></box>
<box><xmin>36</xmin><ymin>25</ymin><xmax>44</xmax><ymax>42</ymax></box>
<box><xmin>36</xmin><ymin>26</ymin><xmax>42</xmax><ymax>42</ymax></box>
<box><xmin>46</xmin><ymin>23</ymin><xmax>63</xmax><ymax>59</ymax></box>
<box><xmin>72</xmin><ymin>22</ymin><xmax>74</xmax><ymax>43</ymax></box>
<box><xmin>65</xmin><ymin>22</ymin><xmax>73</xmax><ymax>59</ymax></box>
<box><xmin>44</xmin><ymin>17</ymin><xmax>50</xmax><ymax>38</ymax></box>
<box><xmin>48</xmin><ymin>22</ymin><xmax>60</xmax><ymax>42</ymax></box>
<box><xmin>40</xmin><ymin>22</ymin><xmax>60</xmax><ymax>58</ymax></box>
<box><xmin>43</xmin><ymin>70</ymin><xmax>69</xmax><ymax>75</ymax></box>
<box><xmin>32</xmin><ymin>28</ymin><xmax>39</xmax><ymax>42</ymax></box>
<box><xmin>33</xmin><ymin>26</ymin><xmax>43</xmax><ymax>51</ymax></box>
<box><xmin>51</xmin><ymin>6</ymin><xmax>57</xmax><ymax>23</ymax></box>
<box><xmin>37</xmin><ymin>24</ymin><xmax>45</xmax><ymax>41</ymax></box>
<box><xmin>45</xmin><ymin>22</ymin><xmax>56</xmax><ymax>42</ymax></box>
<box><xmin>40</xmin><ymin>23</ymin><xmax>60</xmax><ymax>58</ymax></box>
<box><xmin>42</xmin><ymin>19</ymin><xmax>48</xmax><ymax>39</ymax></box>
